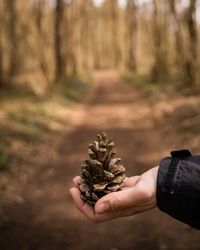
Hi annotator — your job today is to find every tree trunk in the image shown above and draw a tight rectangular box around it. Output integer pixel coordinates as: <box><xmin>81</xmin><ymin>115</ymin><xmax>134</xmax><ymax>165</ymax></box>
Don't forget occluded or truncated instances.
<box><xmin>151</xmin><ymin>0</ymin><xmax>168</xmax><ymax>82</ymax></box>
<box><xmin>54</xmin><ymin>0</ymin><xmax>65</xmax><ymax>82</ymax></box>
<box><xmin>185</xmin><ymin>0</ymin><xmax>197</xmax><ymax>86</ymax></box>
<box><xmin>110</xmin><ymin>0</ymin><xmax>120</xmax><ymax>68</ymax></box>
<box><xmin>169</xmin><ymin>0</ymin><xmax>185</xmax><ymax>69</ymax></box>
<box><xmin>71</xmin><ymin>0</ymin><xmax>82</xmax><ymax>76</ymax></box>
<box><xmin>0</xmin><ymin>0</ymin><xmax>3</xmax><ymax>86</ymax></box>
<box><xmin>35</xmin><ymin>0</ymin><xmax>49</xmax><ymax>80</ymax></box>
<box><xmin>7</xmin><ymin>0</ymin><xmax>20</xmax><ymax>77</ymax></box>
<box><xmin>126</xmin><ymin>0</ymin><xmax>137</xmax><ymax>72</ymax></box>
<box><xmin>80</xmin><ymin>0</ymin><xmax>95</xmax><ymax>73</ymax></box>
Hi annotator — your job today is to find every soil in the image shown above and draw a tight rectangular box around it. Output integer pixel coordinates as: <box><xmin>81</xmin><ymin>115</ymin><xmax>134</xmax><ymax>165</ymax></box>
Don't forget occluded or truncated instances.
<box><xmin>0</xmin><ymin>71</ymin><xmax>199</xmax><ymax>250</ymax></box>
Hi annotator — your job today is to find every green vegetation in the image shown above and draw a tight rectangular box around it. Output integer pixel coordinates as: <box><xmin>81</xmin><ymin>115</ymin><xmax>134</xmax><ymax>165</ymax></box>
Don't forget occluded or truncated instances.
<box><xmin>0</xmin><ymin>85</ymin><xmax>38</xmax><ymax>103</ymax></box>
<box><xmin>123</xmin><ymin>73</ymin><xmax>164</xmax><ymax>97</ymax></box>
<box><xmin>123</xmin><ymin>71</ymin><xmax>200</xmax><ymax>99</ymax></box>
<box><xmin>61</xmin><ymin>75</ymin><xmax>92</xmax><ymax>102</ymax></box>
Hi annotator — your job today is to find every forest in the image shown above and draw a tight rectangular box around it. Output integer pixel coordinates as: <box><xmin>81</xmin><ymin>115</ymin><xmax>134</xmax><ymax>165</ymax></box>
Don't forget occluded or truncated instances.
<box><xmin>0</xmin><ymin>1</ymin><xmax>200</xmax><ymax>250</ymax></box>
<box><xmin>0</xmin><ymin>0</ymin><xmax>199</xmax><ymax>87</ymax></box>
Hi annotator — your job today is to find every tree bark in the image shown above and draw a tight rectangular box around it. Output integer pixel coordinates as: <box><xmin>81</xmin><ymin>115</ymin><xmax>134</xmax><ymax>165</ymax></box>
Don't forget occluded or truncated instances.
<box><xmin>71</xmin><ymin>0</ymin><xmax>83</xmax><ymax>76</ymax></box>
<box><xmin>54</xmin><ymin>0</ymin><xmax>65</xmax><ymax>82</ymax></box>
<box><xmin>185</xmin><ymin>0</ymin><xmax>197</xmax><ymax>86</ymax></box>
<box><xmin>169</xmin><ymin>0</ymin><xmax>185</xmax><ymax>69</ymax></box>
<box><xmin>7</xmin><ymin>0</ymin><xmax>20</xmax><ymax>77</ymax></box>
<box><xmin>35</xmin><ymin>0</ymin><xmax>49</xmax><ymax>79</ymax></box>
<box><xmin>110</xmin><ymin>0</ymin><xmax>120</xmax><ymax>68</ymax></box>
<box><xmin>0</xmin><ymin>0</ymin><xmax>3</xmax><ymax>86</ymax></box>
<box><xmin>151</xmin><ymin>0</ymin><xmax>168</xmax><ymax>82</ymax></box>
<box><xmin>126</xmin><ymin>0</ymin><xmax>137</xmax><ymax>72</ymax></box>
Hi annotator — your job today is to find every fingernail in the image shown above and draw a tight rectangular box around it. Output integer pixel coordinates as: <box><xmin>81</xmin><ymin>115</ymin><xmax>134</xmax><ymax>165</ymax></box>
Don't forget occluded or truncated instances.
<box><xmin>96</xmin><ymin>202</ymin><xmax>109</xmax><ymax>214</ymax></box>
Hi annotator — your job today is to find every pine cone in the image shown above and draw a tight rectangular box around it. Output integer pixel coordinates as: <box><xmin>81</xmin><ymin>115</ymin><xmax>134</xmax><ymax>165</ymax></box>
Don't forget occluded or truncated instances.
<box><xmin>79</xmin><ymin>132</ymin><xmax>126</xmax><ymax>205</ymax></box>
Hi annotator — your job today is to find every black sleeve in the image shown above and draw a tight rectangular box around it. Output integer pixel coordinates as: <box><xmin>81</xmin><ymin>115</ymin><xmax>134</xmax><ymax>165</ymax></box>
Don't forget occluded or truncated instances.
<box><xmin>156</xmin><ymin>149</ymin><xmax>200</xmax><ymax>229</ymax></box>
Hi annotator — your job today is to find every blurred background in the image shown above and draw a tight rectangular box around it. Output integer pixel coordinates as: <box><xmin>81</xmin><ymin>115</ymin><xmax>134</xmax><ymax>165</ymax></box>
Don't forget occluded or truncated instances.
<box><xmin>0</xmin><ymin>0</ymin><xmax>200</xmax><ymax>249</ymax></box>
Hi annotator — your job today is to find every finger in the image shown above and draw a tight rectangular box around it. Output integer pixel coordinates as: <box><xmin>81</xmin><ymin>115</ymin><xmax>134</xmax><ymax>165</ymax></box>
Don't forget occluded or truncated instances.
<box><xmin>70</xmin><ymin>187</ymin><xmax>137</xmax><ymax>223</ymax></box>
<box><xmin>69</xmin><ymin>187</ymin><xmax>124</xmax><ymax>222</ymax></box>
<box><xmin>72</xmin><ymin>176</ymin><xmax>82</xmax><ymax>186</ymax></box>
<box><xmin>123</xmin><ymin>176</ymin><xmax>139</xmax><ymax>188</ymax></box>
<box><xmin>95</xmin><ymin>187</ymin><xmax>138</xmax><ymax>214</ymax></box>
<box><xmin>70</xmin><ymin>176</ymin><xmax>81</xmax><ymax>188</ymax></box>
<box><xmin>92</xmin><ymin>202</ymin><xmax>147</xmax><ymax>222</ymax></box>
<box><xmin>69</xmin><ymin>187</ymin><xmax>95</xmax><ymax>220</ymax></box>
<box><xmin>94</xmin><ymin>200</ymin><xmax>158</xmax><ymax>222</ymax></box>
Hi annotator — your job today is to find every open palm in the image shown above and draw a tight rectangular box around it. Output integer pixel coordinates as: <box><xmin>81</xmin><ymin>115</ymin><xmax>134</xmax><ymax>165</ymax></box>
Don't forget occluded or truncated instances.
<box><xmin>70</xmin><ymin>166</ymin><xmax>158</xmax><ymax>223</ymax></box>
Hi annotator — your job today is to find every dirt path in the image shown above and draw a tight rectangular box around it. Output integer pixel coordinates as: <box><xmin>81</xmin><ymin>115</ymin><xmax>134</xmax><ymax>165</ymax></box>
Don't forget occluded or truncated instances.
<box><xmin>0</xmin><ymin>72</ymin><xmax>199</xmax><ymax>250</ymax></box>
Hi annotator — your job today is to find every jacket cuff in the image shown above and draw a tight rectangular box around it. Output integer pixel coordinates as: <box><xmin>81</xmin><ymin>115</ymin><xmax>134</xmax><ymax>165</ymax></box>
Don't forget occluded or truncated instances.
<box><xmin>156</xmin><ymin>150</ymin><xmax>200</xmax><ymax>229</ymax></box>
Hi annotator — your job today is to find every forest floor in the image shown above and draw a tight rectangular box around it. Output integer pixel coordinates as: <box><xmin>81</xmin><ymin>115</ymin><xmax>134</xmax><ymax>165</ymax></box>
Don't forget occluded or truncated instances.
<box><xmin>0</xmin><ymin>71</ymin><xmax>200</xmax><ymax>250</ymax></box>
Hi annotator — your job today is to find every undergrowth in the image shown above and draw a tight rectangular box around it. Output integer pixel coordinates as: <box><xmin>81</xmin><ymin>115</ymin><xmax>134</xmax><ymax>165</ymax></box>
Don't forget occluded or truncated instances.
<box><xmin>122</xmin><ymin>72</ymin><xmax>165</xmax><ymax>100</ymax></box>
<box><xmin>0</xmin><ymin>75</ymin><xmax>92</xmax><ymax>171</ymax></box>
<box><xmin>123</xmin><ymin>72</ymin><xmax>200</xmax><ymax>154</ymax></box>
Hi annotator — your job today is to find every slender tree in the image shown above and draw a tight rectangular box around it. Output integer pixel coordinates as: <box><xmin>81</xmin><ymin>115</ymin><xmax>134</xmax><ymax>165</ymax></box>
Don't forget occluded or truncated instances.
<box><xmin>151</xmin><ymin>0</ymin><xmax>169</xmax><ymax>82</ymax></box>
<box><xmin>34</xmin><ymin>0</ymin><xmax>49</xmax><ymax>79</ymax></box>
<box><xmin>71</xmin><ymin>0</ymin><xmax>82</xmax><ymax>75</ymax></box>
<box><xmin>184</xmin><ymin>0</ymin><xmax>197</xmax><ymax>86</ymax></box>
<box><xmin>54</xmin><ymin>0</ymin><xmax>65</xmax><ymax>82</ymax></box>
<box><xmin>126</xmin><ymin>0</ymin><xmax>137</xmax><ymax>72</ymax></box>
<box><xmin>110</xmin><ymin>0</ymin><xmax>120</xmax><ymax>67</ymax></box>
<box><xmin>169</xmin><ymin>0</ymin><xmax>185</xmax><ymax>69</ymax></box>
<box><xmin>0</xmin><ymin>0</ymin><xmax>3</xmax><ymax>85</ymax></box>
<box><xmin>6</xmin><ymin>0</ymin><xmax>20</xmax><ymax>77</ymax></box>
<box><xmin>80</xmin><ymin>0</ymin><xmax>95</xmax><ymax>72</ymax></box>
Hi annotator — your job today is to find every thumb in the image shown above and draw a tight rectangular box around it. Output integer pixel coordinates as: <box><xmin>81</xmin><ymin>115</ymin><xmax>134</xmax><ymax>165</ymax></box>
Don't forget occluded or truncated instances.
<box><xmin>95</xmin><ymin>188</ymin><xmax>136</xmax><ymax>214</ymax></box>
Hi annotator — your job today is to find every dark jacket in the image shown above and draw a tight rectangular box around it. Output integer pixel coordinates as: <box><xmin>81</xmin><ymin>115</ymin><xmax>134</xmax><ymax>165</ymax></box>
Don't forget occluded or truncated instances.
<box><xmin>157</xmin><ymin>150</ymin><xmax>200</xmax><ymax>229</ymax></box>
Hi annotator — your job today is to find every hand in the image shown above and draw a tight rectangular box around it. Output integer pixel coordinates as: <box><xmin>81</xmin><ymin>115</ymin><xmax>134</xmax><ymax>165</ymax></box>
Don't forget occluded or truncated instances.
<box><xmin>69</xmin><ymin>166</ymin><xmax>159</xmax><ymax>223</ymax></box>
